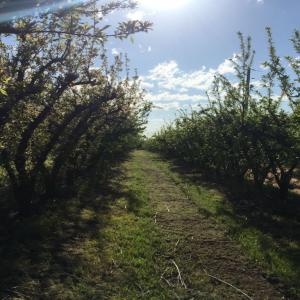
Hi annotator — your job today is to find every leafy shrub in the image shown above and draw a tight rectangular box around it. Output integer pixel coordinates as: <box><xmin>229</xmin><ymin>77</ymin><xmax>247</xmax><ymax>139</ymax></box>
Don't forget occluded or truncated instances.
<box><xmin>149</xmin><ymin>31</ymin><xmax>300</xmax><ymax>204</ymax></box>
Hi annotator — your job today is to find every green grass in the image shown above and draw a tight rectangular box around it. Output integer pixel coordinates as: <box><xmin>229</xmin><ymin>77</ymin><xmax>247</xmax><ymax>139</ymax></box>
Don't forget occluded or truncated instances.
<box><xmin>146</xmin><ymin>151</ymin><xmax>300</xmax><ymax>298</ymax></box>
<box><xmin>97</xmin><ymin>156</ymin><xmax>174</xmax><ymax>299</ymax></box>
<box><xmin>1</xmin><ymin>150</ymin><xmax>299</xmax><ymax>298</ymax></box>
<box><xmin>0</xmin><ymin>154</ymin><xmax>175</xmax><ymax>299</ymax></box>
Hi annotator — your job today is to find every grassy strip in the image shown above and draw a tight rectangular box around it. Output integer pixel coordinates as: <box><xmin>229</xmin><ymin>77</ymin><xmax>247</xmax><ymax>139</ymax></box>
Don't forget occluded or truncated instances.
<box><xmin>143</xmin><ymin>151</ymin><xmax>300</xmax><ymax>298</ymax></box>
<box><xmin>97</xmin><ymin>156</ymin><xmax>174</xmax><ymax>299</ymax></box>
<box><xmin>2</xmin><ymin>151</ymin><xmax>299</xmax><ymax>298</ymax></box>
<box><xmin>0</xmin><ymin>157</ymin><xmax>173</xmax><ymax>299</ymax></box>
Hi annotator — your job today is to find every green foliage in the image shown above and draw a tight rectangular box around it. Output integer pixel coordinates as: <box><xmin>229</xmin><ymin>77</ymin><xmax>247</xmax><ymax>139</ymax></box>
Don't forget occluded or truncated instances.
<box><xmin>0</xmin><ymin>1</ymin><xmax>151</xmax><ymax>216</ymax></box>
<box><xmin>148</xmin><ymin>30</ymin><xmax>300</xmax><ymax>204</ymax></box>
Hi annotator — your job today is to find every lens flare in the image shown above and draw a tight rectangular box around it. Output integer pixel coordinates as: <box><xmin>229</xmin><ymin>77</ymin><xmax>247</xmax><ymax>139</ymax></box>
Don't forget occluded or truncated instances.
<box><xmin>0</xmin><ymin>0</ymin><xmax>82</xmax><ymax>23</ymax></box>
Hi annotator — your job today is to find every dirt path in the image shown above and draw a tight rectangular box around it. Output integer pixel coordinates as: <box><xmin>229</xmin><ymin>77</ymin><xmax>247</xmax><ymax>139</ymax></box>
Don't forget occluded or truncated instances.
<box><xmin>0</xmin><ymin>151</ymin><xmax>289</xmax><ymax>299</ymax></box>
<box><xmin>134</xmin><ymin>150</ymin><xmax>284</xmax><ymax>299</ymax></box>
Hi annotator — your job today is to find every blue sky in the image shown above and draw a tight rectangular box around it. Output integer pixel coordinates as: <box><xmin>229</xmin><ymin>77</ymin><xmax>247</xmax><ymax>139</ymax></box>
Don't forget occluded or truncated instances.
<box><xmin>1</xmin><ymin>0</ymin><xmax>299</xmax><ymax>135</ymax></box>
<box><xmin>107</xmin><ymin>0</ymin><xmax>300</xmax><ymax>135</ymax></box>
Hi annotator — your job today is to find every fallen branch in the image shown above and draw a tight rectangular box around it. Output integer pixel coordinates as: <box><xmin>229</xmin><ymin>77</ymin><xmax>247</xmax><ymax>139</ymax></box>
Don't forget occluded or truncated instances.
<box><xmin>154</xmin><ymin>212</ymin><xmax>158</xmax><ymax>224</ymax></box>
<box><xmin>172</xmin><ymin>260</ymin><xmax>187</xmax><ymax>289</ymax></box>
<box><xmin>204</xmin><ymin>270</ymin><xmax>253</xmax><ymax>300</ymax></box>
<box><xmin>172</xmin><ymin>239</ymin><xmax>180</xmax><ymax>253</ymax></box>
<box><xmin>193</xmin><ymin>239</ymin><xmax>234</xmax><ymax>243</ymax></box>
<box><xmin>160</xmin><ymin>267</ymin><xmax>174</xmax><ymax>288</ymax></box>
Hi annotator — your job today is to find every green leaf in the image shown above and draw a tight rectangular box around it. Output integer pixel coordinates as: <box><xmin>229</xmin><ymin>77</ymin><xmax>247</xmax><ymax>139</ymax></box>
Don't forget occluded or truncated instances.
<box><xmin>0</xmin><ymin>88</ymin><xmax>7</xmax><ymax>96</ymax></box>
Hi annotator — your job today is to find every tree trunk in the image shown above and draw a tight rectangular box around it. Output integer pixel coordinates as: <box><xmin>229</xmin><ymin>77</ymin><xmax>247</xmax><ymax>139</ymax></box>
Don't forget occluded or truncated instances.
<box><xmin>271</xmin><ymin>163</ymin><xmax>296</xmax><ymax>206</ymax></box>
<box><xmin>14</xmin><ymin>180</ymin><xmax>35</xmax><ymax>217</ymax></box>
<box><xmin>278</xmin><ymin>182</ymin><xmax>289</xmax><ymax>205</ymax></box>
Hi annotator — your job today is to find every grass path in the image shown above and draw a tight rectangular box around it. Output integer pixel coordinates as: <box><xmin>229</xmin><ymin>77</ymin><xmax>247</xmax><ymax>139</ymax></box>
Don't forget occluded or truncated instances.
<box><xmin>1</xmin><ymin>150</ymin><xmax>289</xmax><ymax>299</ymax></box>
<box><xmin>100</xmin><ymin>150</ymin><xmax>283</xmax><ymax>299</ymax></box>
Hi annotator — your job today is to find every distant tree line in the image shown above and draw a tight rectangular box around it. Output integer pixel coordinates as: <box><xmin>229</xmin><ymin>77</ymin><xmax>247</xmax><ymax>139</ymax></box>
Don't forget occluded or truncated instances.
<box><xmin>148</xmin><ymin>30</ymin><xmax>300</xmax><ymax>204</ymax></box>
<box><xmin>0</xmin><ymin>0</ymin><xmax>151</xmax><ymax>217</ymax></box>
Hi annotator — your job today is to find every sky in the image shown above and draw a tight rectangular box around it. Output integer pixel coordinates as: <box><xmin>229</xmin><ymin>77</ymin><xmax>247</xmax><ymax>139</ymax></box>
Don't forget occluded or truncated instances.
<box><xmin>107</xmin><ymin>0</ymin><xmax>300</xmax><ymax>136</ymax></box>
<box><xmin>1</xmin><ymin>0</ymin><xmax>299</xmax><ymax>136</ymax></box>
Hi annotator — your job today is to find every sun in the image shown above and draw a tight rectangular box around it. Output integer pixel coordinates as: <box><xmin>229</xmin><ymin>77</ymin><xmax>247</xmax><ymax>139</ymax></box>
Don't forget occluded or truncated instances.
<box><xmin>137</xmin><ymin>0</ymin><xmax>190</xmax><ymax>11</ymax></box>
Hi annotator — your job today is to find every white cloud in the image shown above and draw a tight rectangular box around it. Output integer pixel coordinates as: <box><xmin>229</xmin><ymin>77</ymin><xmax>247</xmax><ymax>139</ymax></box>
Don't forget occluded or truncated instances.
<box><xmin>111</xmin><ymin>48</ymin><xmax>120</xmax><ymax>56</ymax></box>
<box><xmin>140</xmin><ymin>55</ymin><xmax>237</xmax><ymax>111</ymax></box>
<box><xmin>145</xmin><ymin>56</ymin><xmax>236</xmax><ymax>92</ymax></box>
<box><xmin>179</xmin><ymin>87</ymin><xmax>189</xmax><ymax>93</ymax></box>
<box><xmin>139</xmin><ymin>76</ymin><xmax>155</xmax><ymax>90</ymax></box>
<box><xmin>148</xmin><ymin>60</ymin><xmax>180</xmax><ymax>82</ymax></box>
<box><xmin>147</xmin><ymin>61</ymin><xmax>215</xmax><ymax>91</ymax></box>
<box><xmin>141</xmin><ymin>81</ymin><xmax>155</xmax><ymax>89</ymax></box>
<box><xmin>252</xmin><ymin>80</ymin><xmax>263</xmax><ymax>88</ymax></box>
<box><xmin>152</xmin><ymin>102</ymin><xmax>181</xmax><ymax>111</ymax></box>
<box><xmin>257</xmin><ymin>0</ymin><xmax>264</xmax><ymax>4</ymax></box>
<box><xmin>127</xmin><ymin>10</ymin><xmax>145</xmax><ymax>20</ymax></box>
<box><xmin>152</xmin><ymin>102</ymin><xmax>206</xmax><ymax>111</ymax></box>
<box><xmin>143</xmin><ymin>56</ymin><xmax>238</xmax><ymax>134</ymax></box>
<box><xmin>217</xmin><ymin>58</ymin><xmax>235</xmax><ymax>74</ymax></box>
<box><xmin>260</xmin><ymin>63</ymin><xmax>269</xmax><ymax>71</ymax></box>
<box><xmin>146</xmin><ymin>92</ymin><xmax>207</xmax><ymax>103</ymax></box>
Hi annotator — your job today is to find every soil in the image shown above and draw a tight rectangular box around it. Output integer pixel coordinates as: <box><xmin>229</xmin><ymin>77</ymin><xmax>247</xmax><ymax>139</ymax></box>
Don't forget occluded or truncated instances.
<box><xmin>136</xmin><ymin>151</ymin><xmax>285</xmax><ymax>299</ymax></box>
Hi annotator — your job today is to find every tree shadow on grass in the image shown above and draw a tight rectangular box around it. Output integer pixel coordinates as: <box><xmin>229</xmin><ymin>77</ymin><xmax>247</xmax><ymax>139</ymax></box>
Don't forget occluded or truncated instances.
<box><xmin>166</xmin><ymin>161</ymin><xmax>300</xmax><ymax>298</ymax></box>
<box><xmin>0</xmin><ymin>171</ymin><xmax>126</xmax><ymax>299</ymax></box>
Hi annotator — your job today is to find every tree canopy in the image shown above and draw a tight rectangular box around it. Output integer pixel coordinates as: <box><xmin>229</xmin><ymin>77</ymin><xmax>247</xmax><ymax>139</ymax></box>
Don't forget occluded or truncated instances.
<box><xmin>148</xmin><ymin>30</ymin><xmax>300</xmax><ymax>203</ymax></box>
<box><xmin>0</xmin><ymin>0</ymin><xmax>151</xmax><ymax>217</ymax></box>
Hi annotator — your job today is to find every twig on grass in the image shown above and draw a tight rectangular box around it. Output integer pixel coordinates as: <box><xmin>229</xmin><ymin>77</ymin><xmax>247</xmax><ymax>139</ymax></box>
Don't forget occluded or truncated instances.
<box><xmin>172</xmin><ymin>259</ymin><xmax>187</xmax><ymax>289</ymax></box>
<box><xmin>136</xmin><ymin>283</ymin><xmax>151</xmax><ymax>296</ymax></box>
<box><xmin>172</xmin><ymin>239</ymin><xmax>180</xmax><ymax>253</ymax></box>
<box><xmin>203</xmin><ymin>269</ymin><xmax>253</xmax><ymax>300</ymax></box>
<box><xmin>160</xmin><ymin>267</ymin><xmax>174</xmax><ymax>287</ymax></box>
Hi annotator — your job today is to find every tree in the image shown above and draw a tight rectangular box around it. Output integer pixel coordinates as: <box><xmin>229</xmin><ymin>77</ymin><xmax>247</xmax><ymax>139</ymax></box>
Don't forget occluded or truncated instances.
<box><xmin>0</xmin><ymin>1</ymin><xmax>151</xmax><ymax>38</ymax></box>
<box><xmin>149</xmin><ymin>30</ymin><xmax>300</xmax><ymax>204</ymax></box>
<box><xmin>0</xmin><ymin>0</ymin><xmax>151</xmax><ymax>216</ymax></box>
